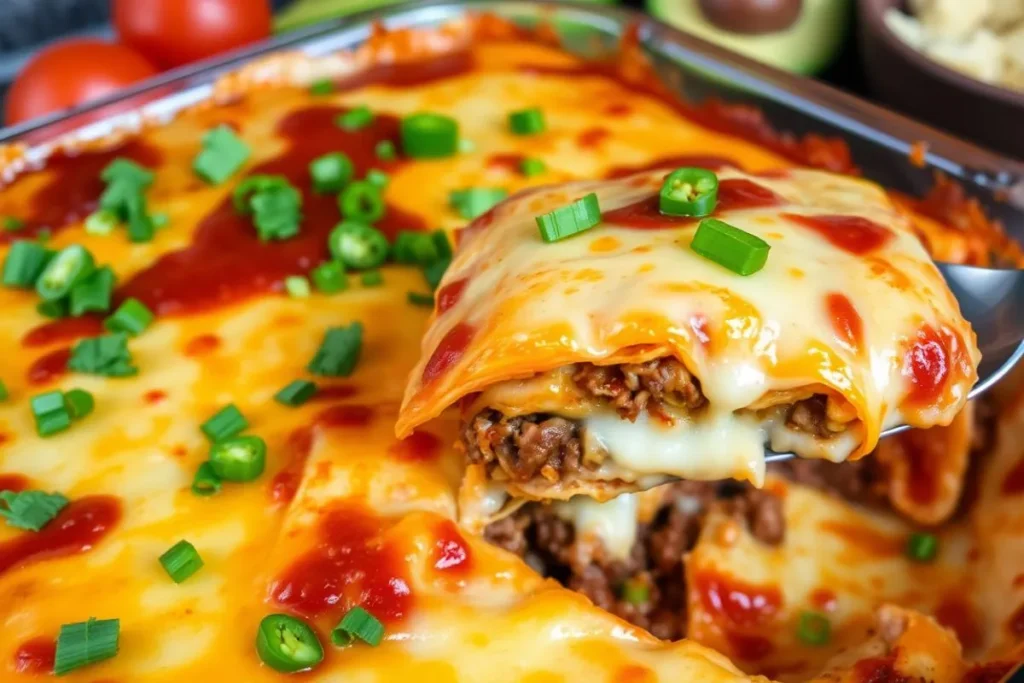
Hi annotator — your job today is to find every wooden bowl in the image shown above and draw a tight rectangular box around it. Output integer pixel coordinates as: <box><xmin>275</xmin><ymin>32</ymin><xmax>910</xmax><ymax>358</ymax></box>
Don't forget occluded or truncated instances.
<box><xmin>858</xmin><ymin>0</ymin><xmax>1024</xmax><ymax>159</ymax></box>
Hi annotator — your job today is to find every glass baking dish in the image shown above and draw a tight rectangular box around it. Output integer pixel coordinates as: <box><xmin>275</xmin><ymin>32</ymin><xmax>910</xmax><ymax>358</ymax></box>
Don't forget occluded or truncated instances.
<box><xmin>1</xmin><ymin>0</ymin><xmax>1022</xmax><ymax>239</ymax></box>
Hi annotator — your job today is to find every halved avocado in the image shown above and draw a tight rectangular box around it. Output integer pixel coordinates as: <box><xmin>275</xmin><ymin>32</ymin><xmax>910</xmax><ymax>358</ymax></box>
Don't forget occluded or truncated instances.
<box><xmin>275</xmin><ymin>0</ymin><xmax>617</xmax><ymax>34</ymax></box>
<box><xmin>647</xmin><ymin>0</ymin><xmax>852</xmax><ymax>75</ymax></box>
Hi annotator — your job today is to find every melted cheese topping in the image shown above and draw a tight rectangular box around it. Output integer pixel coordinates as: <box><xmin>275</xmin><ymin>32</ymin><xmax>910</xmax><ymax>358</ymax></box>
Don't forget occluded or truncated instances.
<box><xmin>399</xmin><ymin>167</ymin><xmax>980</xmax><ymax>496</ymax></box>
<box><xmin>0</xmin><ymin>17</ymin><xmax>1006</xmax><ymax>682</ymax></box>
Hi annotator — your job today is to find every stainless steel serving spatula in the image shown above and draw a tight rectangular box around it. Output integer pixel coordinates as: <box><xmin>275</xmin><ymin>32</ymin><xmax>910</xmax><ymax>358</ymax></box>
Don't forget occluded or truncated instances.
<box><xmin>765</xmin><ymin>263</ymin><xmax>1024</xmax><ymax>463</ymax></box>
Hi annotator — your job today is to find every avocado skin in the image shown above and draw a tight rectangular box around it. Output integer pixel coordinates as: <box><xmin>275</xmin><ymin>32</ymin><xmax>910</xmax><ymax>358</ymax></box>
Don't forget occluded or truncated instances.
<box><xmin>648</xmin><ymin>0</ymin><xmax>851</xmax><ymax>75</ymax></box>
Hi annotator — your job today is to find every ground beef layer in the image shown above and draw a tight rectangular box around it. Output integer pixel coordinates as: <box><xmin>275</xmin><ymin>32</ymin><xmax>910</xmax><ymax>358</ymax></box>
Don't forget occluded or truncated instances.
<box><xmin>464</xmin><ymin>358</ymin><xmax>842</xmax><ymax>484</ymax></box>
<box><xmin>484</xmin><ymin>458</ymin><xmax>885</xmax><ymax>640</ymax></box>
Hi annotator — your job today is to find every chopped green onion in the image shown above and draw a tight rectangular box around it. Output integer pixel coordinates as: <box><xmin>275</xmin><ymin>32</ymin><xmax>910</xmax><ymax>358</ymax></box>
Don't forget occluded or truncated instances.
<box><xmin>36</xmin><ymin>245</ymin><xmax>94</xmax><ymax>301</ymax></box>
<box><xmin>449</xmin><ymin>188</ymin><xmax>507</xmax><ymax>220</ymax></box>
<box><xmin>0</xmin><ymin>380</ymin><xmax>7</xmax><ymax>401</ymax></box>
<box><xmin>458</xmin><ymin>138</ymin><xmax>475</xmax><ymax>154</ymax></box>
<box><xmin>365</xmin><ymin>169</ymin><xmax>389</xmax><ymax>189</ymax></box>
<box><xmin>36</xmin><ymin>229</ymin><xmax>51</xmax><ymax>243</ymax></box>
<box><xmin>392</xmin><ymin>231</ymin><xmax>440</xmax><ymax>266</ymax></box>
<box><xmin>37</xmin><ymin>299</ymin><xmax>67</xmax><ymax>320</ymax></box>
<box><xmin>193</xmin><ymin>125</ymin><xmax>250</xmax><ymax>184</ymax></box>
<box><xmin>311</xmin><ymin>261</ymin><xmax>347</xmax><ymax>294</ymax></box>
<box><xmin>2</xmin><ymin>240</ymin><xmax>51</xmax><ymax>288</ymax></box>
<box><xmin>331</xmin><ymin>606</ymin><xmax>385</xmax><ymax>647</ymax></box>
<box><xmin>690</xmin><ymin>218</ymin><xmax>770</xmax><ymax>276</ymax></box>
<box><xmin>431</xmin><ymin>229</ymin><xmax>452</xmax><ymax>261</ymax></box>
<box><xmin>309</xmin><ymin>152</ymin><xmax>354</xmax><ymax>194</ymax></box>
<box><xmin>508</xmin><ymin>107</ymin><xmax>546</xmax><ymax>135</ymax></box>
<box><xmin>285</xmin><ymin>275</ymin><xmax>311</xmax><ymax>298</ymax></box>
<box><xmin>2</xmin><ymin>216</ymin><xmax>24</xmax><ymax>232</ymax></box>
<box><xmin>54</xmin><ymin>617</ymin><xmax>119</xmax><ymax>675</ymax></box>
<box><xmin>151</xmin><ymin>212</ymin><xmax>169</xmax><ymax>229</ymax></box>
<box><xmin>423</xmin><ymin>258</ymin><xmax>450</xmax><ymax>291</ymax></box>
<box><xmin>620</xmin><ymin>578</ymin><xmax>649</xmax><ymax>606</ymax></box>
<box><xmin>104</xmin><ymin>298</ymin><xmax>154</xmax><ymax>337</ymax></box>
<box><xmin>69</xmin><ymin>267</ymin><xmax>116</xmax><ymax>317</ymax></box>
<box><xmin>407</xmin><ymin>292</ymin><xmax>433</xmax><ymax>308</ymax></box>
<box><xmin>400</xmin><ymin>112</ymin><xmax>459</xmax><ymax>159</ymax></box>
<box><xmin>660</xmin><ymin>167</ymin><xmax>718</xmax><ymax>217</ymax></box>
<box><xmin>328</xmin><ymin>221</ymin><xmax>389</xmax><ymax>270</ymax></box>
<box><xmin>337</xmin><ymin>106</ymin><xmax>374</xmax><ymax>131</ymax></box>
<box><xmin>520</xmin><ymin>158</ymin><xmax>547</xmax><ymax>177</ymax></box>
<box><xmin>797</xmin><ymin>611</ymin><xmax>831</xmax><ymax>646</ymax></box>
<box><xmin>256</xmin><ymin>614</ymin><xmax>324</xmax><ymax>673</ymax></box>
<box><xmin>275</xmin><ymin>380</ymin><xmax>318</xmax><ymax>407</ymax></box>
<box><xmin>245</xmin><ymin>181</ymin><xmax>303</xmax><ymax>242</ymax></box>
<box><xmin>65</xmin><ymin>388</ymin><xmax>95</xmax><ymax>420</ymax></box>
<box><xmin>360</xmin><ymin>270</ymin><xmax>383</xmax><ymax>287</ymax></box>
<box><xmin>375</xmin><ymin>140</ymin><xmax>397</xmax><ymax>161</ymax></box>
<box><xmin>85</xmin><ymin>209</ymin><xmax>119</xmax><ymax>236</ymax></box>
<box><xmin>308</xmin><ymin>323</ymin><xmax>363</xmax><ymax>377</ymax></box>
<box><xmin>209</xmin><ymin>435</ymin><xmax>266</xmax><ymax>482</ymax></box>
<box><xmin>200</xmin><ymin>404</ymin><xmax>248</xmax><ymax>443</ymax></box>
<box><xmin>68</xmin><ymin>333</ymin><xmax>137</xmax><ymax>377</ymax></box>
<box><xmin>536</xmin><ymin>193</ymin><xmax>602</xmax><ymax>243</ymax></box>
<box><xmin>906</xmin><ymin>532</ymin><xmax>938</xmax><ymax>562</ymax></box>
<box><xmin>31</xmin><ymin>390</ymin><xmax>72</xmax><ymax>437</ymax></box>
<box><xmin>0</xmin><ymin>490</ymin><xmax>68</xmax><ymax>531</ymax></box>
<box><xmin>191</xmin><ymin>462</ymin><xmax>222</xmax><ymax>497</ymax></box>
<box><xmin>159</xmin><ymin>540</ymin><xmax>204</xmax><ymax>583</ymax></box>
<box><xmin>338</xmin><ymin>181</ymin><xmax>385</xmax><ymax>224</ymax></box>
<box><xmin>309</xmin><ymin>78</ymin><xmax>335</xmax><ymax>96</ymax></box>
<box><xmin>124</xmin><ymin>193</ymin><xmax>155</xmax><ymax>243</ymax></box>
<box><xmin>102</xmin><ymin>158</ymin><xmax>154</xmax><ymax>190</ymax></box>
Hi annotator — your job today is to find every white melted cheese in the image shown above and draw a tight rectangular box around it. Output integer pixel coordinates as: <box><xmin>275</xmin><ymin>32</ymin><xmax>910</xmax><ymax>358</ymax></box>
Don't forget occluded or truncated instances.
<box><xmin>554</xmin><ymin>492</ymin><xmax>640</xmax><ymax>560</ymax></box>
<box><xmin>586</xmin><ymin>409</ymin><xmax>767</xmax><ymax>487</ymax></box>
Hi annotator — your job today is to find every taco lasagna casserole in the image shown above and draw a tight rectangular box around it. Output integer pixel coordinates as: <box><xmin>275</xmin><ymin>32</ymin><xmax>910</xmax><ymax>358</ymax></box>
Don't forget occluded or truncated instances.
<box><xmin>0</xmin><ymin>13</ymin><xmax>1021</xmax><ymax>683</ymax></box>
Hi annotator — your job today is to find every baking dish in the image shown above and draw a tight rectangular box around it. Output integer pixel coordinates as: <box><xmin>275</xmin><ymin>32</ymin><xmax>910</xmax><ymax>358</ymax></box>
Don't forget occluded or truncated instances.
<box><xmin>2</xmin><ymin>0</ymin><xmax>1023</xmax><ymax>230</ymax></box>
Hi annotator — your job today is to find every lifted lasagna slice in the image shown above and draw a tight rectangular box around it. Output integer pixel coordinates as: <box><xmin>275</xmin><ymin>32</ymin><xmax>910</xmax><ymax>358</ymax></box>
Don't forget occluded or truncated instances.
<box><xmin>397</xmin><ymin>167</ymin><xmax>979</xmax><ymax>516</ymax></box>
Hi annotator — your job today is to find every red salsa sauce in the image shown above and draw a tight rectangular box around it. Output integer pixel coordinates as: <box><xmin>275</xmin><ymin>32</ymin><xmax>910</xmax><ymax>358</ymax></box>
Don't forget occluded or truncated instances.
<box><xmin>902</xmin><ymin>324</ymin><xmax>970</xmax><ymax>410</ymax></box>
<box><xmin>389</xmin><ymin>431</ymin><xmax>442</xmax><ymax>462</ymax></box>
<box><xmin>436</xmin><ymin>277</ymin><xmax>469</xmax><ymax>315</ymax></box>
<box><xmin>270</xmin><ymin>504</ymin><xmax>413</xmax><ymax>621</ymax></box>
<box><xmin>116</xmin><ymin>105</ymin><xmax>427</xmax><ymax>316</ymax></box>
<box><xmin>22</xmin><ymin>317</ymin><xmax>104</xmax><ymax>348</ymax></box>
<box><xmin>783</xmin><ymin>213</ymin><xmax>894</xmax><ymax>255</ymax></box>
<box><xmin>26</xmin><ymin>347</ymin><xmax>71</xmax><ymax>385</ymax></box>
<box><xmin>0</xmin><ymin>496</ymin><xmax>121</xmax><ymax>576</ymax></box>
<box><xmin>269</xmin><ymin>427</ymin><xmax>315</xmax><ymax>505</ymax></box>
<box><xmin>315</xmin><ymin>404</ymin><xmax>375</xmax><ymax>429</ymax></box>
<box><xmin>602</xmin><ymin>178</ymin><xmax>782</xmax><ymax>230</ymax></box>
<box><xmin>825</xmin><ymin>292</ymin><xmax>864</xmax><ymax>354</ymax></box>
<box><xmin>692</xmin><ymin>570</ymin><xmax>782</xmax><ymax>628</ymax></box>
<box><xmin>13</xmin><ymin>637</ymin><xmax>56</xmax><ymax>674</ymax></box>
<box><xmin>422</xmin><ymin>323</ymin><xmax>476</xmax><ymax>385</ymax></box>
<box><xmin>432</xmin><ymin>519</ymin><xmax>473</xmax><ymax>575</ymax></box>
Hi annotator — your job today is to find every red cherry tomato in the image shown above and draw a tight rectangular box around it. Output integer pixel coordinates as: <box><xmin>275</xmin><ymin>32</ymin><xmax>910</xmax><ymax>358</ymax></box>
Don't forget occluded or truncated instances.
<box><xmin>113</xmin><ymin>0</ymin><xmax>273</xmax><ymax>69</ymax></box>
<box><xmin>5</xmin><ymin>40</ymin><xmax>158</xmax><ymax>126</ymax></box>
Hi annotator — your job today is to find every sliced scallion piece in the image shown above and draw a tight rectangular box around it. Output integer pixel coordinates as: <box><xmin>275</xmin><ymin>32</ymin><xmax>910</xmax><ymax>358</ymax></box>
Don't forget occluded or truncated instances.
<box><xmin>311</xmin><ymin>261</ymin><xmax>347</xmax><ymax>294</ymax></box>
<box><xmin>200</xmin><ymin>404</ymin><xmax>248</xmax><ymax>443</ymax></box>
<box><xmin>423</xmin><ymin>258</ymin><xmax>450</xmax><ymax>291</ymax></box>
<box><xmin>0</xmin><ymin>380</ymin><xmax>7</xmax><ymax>401</ymax></box>
<box><xmin>337</xmin><ymin>105</ymin><xmax>374</xmax><ymax>131</ymax></box>
<box><xmin>400</xmin><ymin>112</ymin><xmax>458</xmax><ymax>159</ymax></box>
<box><xmin>193</xmin><ymin>125</ymin><xmax>251</xmax><ymax>184</ymax></box>
<box><xmin>536</xmin><ymin>193</ymin><xmax>601</xmax><ymax>243</ymax></box>
<box><xmin>37</xmin><ymin>299</ymin><xmax>67</xmax><ymax>320</ymax></box>
<box><xmin>365</xmin><ymin>169</ymin><xmax>389</xmax><ymax>189</ymax></box>
<box><xmin>392</xmin><ymin>231</ymin><xmax>440</xmax><ymax>266</ymax></box>
<box><xmin>375</xmin><ymin>140</ymin><xmax>396</xmax><ymax>162</ymax></box>
<box><xmin>407</xmin><ymin>292</ymin><xmax>433</xmax><ymax>308</ymax></box>
<box><xmin>309</xmin><ymin>78</ymin><xmax>335</xmax><ymax>96</ymax></box>
<box><xmin>284</xmin><ymin>275</ymin><xmax>311</xmax><ymax>298</ymax></box>
<box><xmin>275</xmin><ymin>380</ymin><xmax>318</xmax><ymax>407</ymax></box>
<box><xmin>338</xmin><ymin>181</ymin><xmax>385</xmax><ymax>224</ymax></box>
<box><xmin>191</xmin><ymin>462</ymin><xmax>222</xmax><ymax>497</ymax></box>
<box><xmin>309</xmin><ymin>152</ymin><xmax>354</xmax><ymax>195</ymax></box>
<box><xmin>906</xmin><ymin>532</ymin><xmax>938</xmax><ymax>562</ymax></box>
<box><xmin>328</xmin><ymin>222</ymin><xmax>389</xmax><ymax>270</ymax></box>
<box><xmin>689</xmin><ymin>218</ymin><xmax>770</xmax><ymax>276</ymax></box>
<box><xmin>54</xmin><ymin>618</ymin><xmax>119</xmax><ymax>675</ymax></box>
<box><xmin>520</xmin><ymin>158</ymin><xmax>546</xmax><ymax>177</ymax></box>
<box><xmin>0</xmin><ymin>490</ymin><xmax>68</xmax><ymax>531</ymax></box>
<box><xmin>796</xmin><ymin>611</ymin><xmax>831</xmax><ymax>646</ymax></box>
<box><xmin>85</xmin><ymin>210</ymin><xmax>119</xmax><ymax>236</ymax></box>
<box><xmin>31</xmin><ymin>390</ymin><xmax>72</xmax><ymax>437</ymax></box>
<box><xmin>449</xmin><ymin>188</ymin><xmax>507</xmax><ymax>220</ymax></box>
<box><xmin>159</xmin><ymin>540</ymin><xmax>204</xmax><ymax>583</ymax></box>
<box><xmin>2</xmin><ymin>241</ymin><xmax>51</xmax><ymax>289</ymax></box>
<box><xmin>308</xmin><ymin>323</ymin><xmax>363</xmax><ymax>377</ymax></box>
<box><xmin>360</xmin><ymin>270</ymin><xmax>383</xmax><ymax>287</ymax></box>
<box><xmin>331</xmin><ymin>606</ymin><xmax>384</xmax><ymax>647</ymax></box>
<box><xmin>620</xmin><ymin>578</ymin><xmax>649</xmax><ymax>606</ymax></box>
<box><xmin>65</xmin><ymin>388</ymin><xmax>95</xmax><ymax>420</ymax></box>
<box><xmin>104</xmin><ymin>298</ymin><xmax>154</xmax><ymax>337</ymax></box>
<box><xmin>68</xmin><ymin>334</ymin><xmax>137</xmax><ymax>377</ymax></box>
<box><xmin>2</xmin><ymin>216</ymin><xmax>24</xmax><ymax>232</ymax></box>
<box><xmin>69</xmin><ymin>266</ymin><xmax>116</xmax><ymax>317</ymax></box>
<box><xmin>508</xmin><ymin>107</ymin><xmax>546</xmax><ymax>135</ymax></box>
